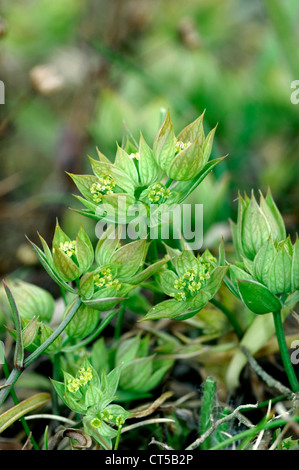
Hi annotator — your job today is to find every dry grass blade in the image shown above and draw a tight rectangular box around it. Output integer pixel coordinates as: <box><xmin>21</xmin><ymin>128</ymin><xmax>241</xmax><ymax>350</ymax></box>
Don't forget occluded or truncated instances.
<box><xmin>129</xmin><ymin>391</ymin><xmax>174</xmax><ymax>418</ymax></box>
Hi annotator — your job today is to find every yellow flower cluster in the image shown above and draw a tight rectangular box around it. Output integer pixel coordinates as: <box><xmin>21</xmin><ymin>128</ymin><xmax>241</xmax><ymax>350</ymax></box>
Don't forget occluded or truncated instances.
<box><xmin>90</xmin><ymin>174</ymin><xmax>115</xmax><ymax>203</ymax></box>
<box><xmin>60</xmin><ymin>240</ymin><xmax>76</xmax><ymax>257</ymax></box>
<box><xmin>171</xmin><ymin>256</ymin><xmax>216</xmax><ymax>302</ymax></box>
<box><xmin>67</xmin><ymin>366</ymin><xmax>93</xmax><ymax>393</ymax></box>
<box><xmin>91</xmin><ymin>411</ymin><xmax>126</xmax><ymax>429</ymax></box>
<box><xmin>148</xmin><ymin>183</ymin><xmax>171</xmax><ymax>203</ymax></box>
<box><xmin>90</xmin><ymin>417</ymin><xmax>102</xmax><ymax>428</ymax></box>
<box><xmin>175</xmin><ymin>139</ymin><xmax>191</xmax><ymax>153</ymax></box>
<box><xmin>94</xmin><ymin>267</ymin><xmax>121</xmax><ymax>290</ymax></box>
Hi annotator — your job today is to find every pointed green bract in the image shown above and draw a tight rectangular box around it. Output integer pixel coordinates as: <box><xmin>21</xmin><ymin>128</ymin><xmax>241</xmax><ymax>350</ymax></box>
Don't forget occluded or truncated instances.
<box><xmin>95</xmin><ymin>226</ymin><xmax>122</xmax><ymax>266</ymax></box>
<box><xmin>1</xmin><ymin>280</ymin><xmax>55</xmax><ymax>323</ymax></box>
<box><xmin>153</xmin><ymin>109</ymin><xmax>176</xmax><ymax>172</ymax></box>
<box><xmin>174</xmin><ymin>250</ymin><xmax>198</xmax><ymax>277</ymax></box>
<box><xmin>139</xmin><ymin>133</ymin><xmax>163</xmax><ymax>186</ymax></box>
<box><xmin>268</xmin><ymin>246</ymin><xmax>292</xmax><ymax>295</ymax></box>
<box><xmin>68</xmin><ymin>173</ymin><xmax>100</xmax><ymax>203</ymax></box>
<box><xmin>228</xmin><ymin>265</ymin><xmax>254</xmax><ymax>293</ymax></box>
<box><xmin>159</xmin><ymin>270</ymin><xmax>179</xmax><ymax>296</ymax></box>
<box><xmin>53</xmin><ymin>243</ymin><xmax>81</xmax><ymax>282</ymax></box>
<box><xmin>176</xmin><ymin>157</ymin><xmax>225</xmax><ymax>203</ymax></box>
<box><xmin>64</xmin><ymin>301</ymin><xmax>101</xmax><ymax>340</ymax></box>
<box><xmin>238</xmin><ymin>279</ymin><xmax>282</xmax><ymax>314</ymax></box>
<box><xmin>89</xmin><ymin>158</ymin><xmax>136</xmax><ymax>196</ymax></box>
<box><xmin>110</xmin><ymin>239</ymin><xmax>148</xmax><ymax>281</ymax></box>
<box><xmin>242</xmin><ymin>193</ymin><xmax>271</xmax><ymax>260</ymax></box>
<box><xmin>202</xmin><ymin>125</ymin><xmax>217</xmax><ymax>164</ymax></box>
<box><xmin>177</xmin><ymin>112</ymin><xmax>205</xmax><ymax>145</ymax></box>
<box><xmin>253</xmin><ymin>237</ymin><xmax>276</xmax><ymax>285</ymax></box>
<box><xmin>142</xmin><ymin>298</ymin><xmax>189</xmax><ymax>321</ymax></box>
<box><xmin>261</xmin><ymin>189</ymin><xmax>286</xmax><ymax>241</ymax></box>
<box><xmin>292</xmin><ymin>237</ymin><xmax>299</xmax><ymax>291</ymax></box>
<box><xmin>167</xmin><ymin>138</ymin><xmax>205</xmax><ymax>181</ymax></box>
<box><xmin>114</xmin><ymin>144</ymin><xmax>139</xmax><ymax>186</ymax></box>
<box><xmin>79</xmin><ymin>272</ymin><xmax>94</xmax><ymax>299</ymax></box>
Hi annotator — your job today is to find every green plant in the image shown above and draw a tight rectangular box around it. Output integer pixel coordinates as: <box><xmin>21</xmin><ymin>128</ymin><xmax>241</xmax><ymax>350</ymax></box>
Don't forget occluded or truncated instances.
<box><xmin>0</xmin><ymin>111</ymin><xmax>298</xmax><ymax>451</ymax></box>
<box><xmin>225</xmin><ymin>191</ymin><xmax>299</xmax><ymax>392</ymax></box>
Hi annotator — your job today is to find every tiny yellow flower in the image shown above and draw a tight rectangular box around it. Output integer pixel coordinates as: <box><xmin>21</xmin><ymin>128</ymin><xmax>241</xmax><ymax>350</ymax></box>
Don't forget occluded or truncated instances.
<box><xmin>175</xmin><ymin>139</ymin><xmax>191</xmax><ymax>153</ymax></box>
<box><xmin>90</xmin><ymin>173</ymin><xmax>115</xmax><ymax>203</ymax></box>
<box><xmin>60</xmin><ymin>240</ymin><xmax>76</xmax><ymax>257</ymax></box>
<box><xmin>67</xmin><ymin>377</ymin><xmax>80</xmax><ymax>393</ymax></box>
<box><xmin>78</xmin><ymin>366</ymin><xmax>93</xmax><ymax>386</ymax></box>
<box><xmin>148</xmin><ymin>183</ymin><xmax>171</xmax><ymax>204</ymax></box>
<box><xmin>91</xmin><ymin>417</ymin><xmax>102</xmax><ymax>428</ymax></box>
<box><xmin>174</xmin><ymin>291</ymin><xmax>186</xmax><ymax>302</ymax></box>
<box><xmin>94</xmin><ymin>268</ymin><xmax>121</xmax><ymax>290</ymax></box>
<box><xmin>116</xmin><ymin>416</ymin><xmax>125</xmax><ymax>427</ymax></box>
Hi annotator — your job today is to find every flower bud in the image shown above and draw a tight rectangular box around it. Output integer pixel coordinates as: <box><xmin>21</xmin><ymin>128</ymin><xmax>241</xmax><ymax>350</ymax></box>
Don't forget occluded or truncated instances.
<box><xmin>64</xmin><ymin>298</ymin><xmax>100</xmax><ymax>339</ymax></box>
<box><xmin>52</xmin><ymin>221</ymin><xmax>94</xmax><ymax>282</ymax></box>
<box><xmin>234</xmin><ymin>190</ymin><xmax>286</xmax><ymax>261</ymax></box>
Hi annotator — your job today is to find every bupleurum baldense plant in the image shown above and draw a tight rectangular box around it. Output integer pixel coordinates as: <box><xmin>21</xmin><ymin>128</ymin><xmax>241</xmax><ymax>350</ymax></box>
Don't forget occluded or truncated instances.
<box><xmin>0</xmin><ymin>110</ymin><xmax>298</xmax><ymax>451</ymax></box>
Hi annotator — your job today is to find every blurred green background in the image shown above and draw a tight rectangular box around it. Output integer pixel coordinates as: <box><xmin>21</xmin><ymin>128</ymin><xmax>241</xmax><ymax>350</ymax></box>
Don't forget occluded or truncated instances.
<box><xmin>1</xmin><ymin>0</ymin><xmax>299</xmax><ymax>283</ymax></box>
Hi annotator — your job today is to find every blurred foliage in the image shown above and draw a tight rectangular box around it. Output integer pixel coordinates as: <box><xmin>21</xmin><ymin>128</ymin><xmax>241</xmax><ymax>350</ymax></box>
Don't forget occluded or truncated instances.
<box><xmin>0</xmin><ymin>0</ymin><xmax>299</xmax><ymax>278</ymax></box>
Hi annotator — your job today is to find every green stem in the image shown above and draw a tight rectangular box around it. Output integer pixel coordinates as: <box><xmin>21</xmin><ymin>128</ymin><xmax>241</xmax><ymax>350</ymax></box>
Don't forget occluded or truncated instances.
<box><xmin>210</xmin><ymin>298</ymin><xmax>243</xmax><ymax>340</ymax></box>
<box><xmin>272</xmin><ymin>310</ymin><xmax>299</xmax><ymax>393</ymax></box>
<box><xmin>114</xmin><ymin>426</ymin><xmax>122</xmax><ymax>450</ymax></box>
<box><xmin>24</xmin><ymin>297</ymin><xmax>82</xmax><ymax>368</ymax></box>
<box><xmin>0</xmin><ymin>297</ymin><xmax>82</xmax><ymax>407</ymax></box>
<box><xmin>2</xmin><ymin>358</ymin><xmax>39</xmax><ymax>450</ymax></box>
<box><xmin>165</xmin><ymin>178</ymin><xmax>173</xmax><ymax>189</ymax></box>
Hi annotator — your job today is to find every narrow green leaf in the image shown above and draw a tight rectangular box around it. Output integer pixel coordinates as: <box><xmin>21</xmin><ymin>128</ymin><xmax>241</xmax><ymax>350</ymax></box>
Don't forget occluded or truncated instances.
<box><xmin>3</xmin><ymin>282</ymin><xmax>24</xmax><ymax>368</ymax></box>
<box><xmin>0</xmin><ymin>393</ymin><xmax>51</xmax><ymax>434</ymax></box>
<box><xmin>76</xmin><ymin>230</ymin><xmax>94</xmax><ymax>273</ymax></box>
